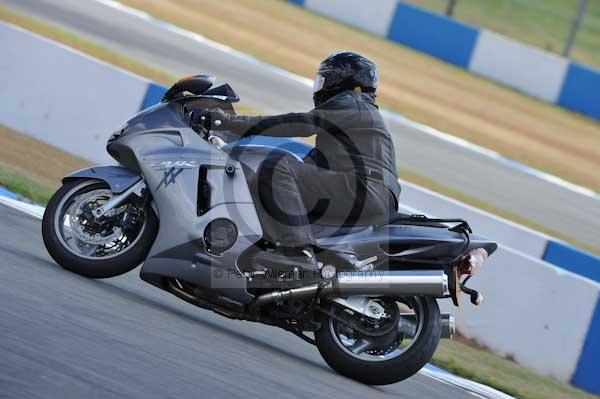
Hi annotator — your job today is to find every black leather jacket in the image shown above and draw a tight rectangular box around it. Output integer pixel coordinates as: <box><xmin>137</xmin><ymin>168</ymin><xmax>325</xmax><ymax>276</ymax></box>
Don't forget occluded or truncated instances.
<box><xmin>221</xmin><ymin>90</ymin><xmax>401</xmax><ymax>201</ymax></box>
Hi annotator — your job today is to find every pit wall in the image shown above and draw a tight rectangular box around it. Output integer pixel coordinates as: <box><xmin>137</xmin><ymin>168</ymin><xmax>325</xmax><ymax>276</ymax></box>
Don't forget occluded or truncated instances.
<box><xmin>1</xmin><ymin>22</ymin><xmax>600</xmax><ymax>394</ymax></box>
<box><xmin>288</xmin><ymin>0</ymin><xmax>600</xmax><ymax>121</ymax></box>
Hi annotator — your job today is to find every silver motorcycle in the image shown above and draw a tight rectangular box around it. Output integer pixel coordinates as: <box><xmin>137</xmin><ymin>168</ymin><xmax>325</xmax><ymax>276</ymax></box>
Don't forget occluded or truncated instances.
<box><xmin>42</xmin><ymin>75</ymin><xmax>497</xmax><ymax>385</ymax></box>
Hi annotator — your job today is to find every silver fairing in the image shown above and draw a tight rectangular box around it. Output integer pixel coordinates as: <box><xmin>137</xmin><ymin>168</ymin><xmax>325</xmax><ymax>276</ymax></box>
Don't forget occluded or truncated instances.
<box><xmin>110</xmin><ymin>127</ymin><xmax>262</xmax><ymax>303</ymax></box>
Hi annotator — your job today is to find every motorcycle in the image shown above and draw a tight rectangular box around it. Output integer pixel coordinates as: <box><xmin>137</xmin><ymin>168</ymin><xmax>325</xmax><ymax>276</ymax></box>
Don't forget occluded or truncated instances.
<box><xmin>42</xmin><ymin>75</ymin><xmax>497</xmax><ymax>385</ymax></box>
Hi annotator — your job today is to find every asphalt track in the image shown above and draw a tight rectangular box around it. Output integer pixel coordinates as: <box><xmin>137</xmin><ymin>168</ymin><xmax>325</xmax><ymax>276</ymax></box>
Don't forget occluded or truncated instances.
<box><xmin>0</xmin><ymin>203</ymin><xmax>483</xmax><ymax>399</ymax></box>
<box><xmin>2</xmin><ymin>0</ymin><xmax>600</xmax><ymax>249</ymax></box>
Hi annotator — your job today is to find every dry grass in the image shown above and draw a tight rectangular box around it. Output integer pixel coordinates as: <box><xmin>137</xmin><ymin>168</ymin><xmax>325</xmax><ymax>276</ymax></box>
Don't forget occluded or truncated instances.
<box><xmin>434</xmin><ymin>339</ymin><xmax>599</xmax><ymax>399</ymax></box>
<box><xmin>0</xmin><ymin>125</ymin><xmax>90</xmax><ymax>189</ymax></box>
<box><xmin>0</xmin><ymin>6</ymin><xmax>176</xmax><ymax>86</ymax></box>
<box><xmin>119</xmin><ymin>0</ymin><xmax>600</xmax><ymax>193</ymax></box>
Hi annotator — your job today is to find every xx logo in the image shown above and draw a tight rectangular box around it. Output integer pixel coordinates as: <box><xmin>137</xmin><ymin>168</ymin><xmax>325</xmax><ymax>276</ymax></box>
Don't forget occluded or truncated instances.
<box><xmin>155</xmin><ymin>168</ymin><xmax>184</xmax><ymax>191</ymax></box>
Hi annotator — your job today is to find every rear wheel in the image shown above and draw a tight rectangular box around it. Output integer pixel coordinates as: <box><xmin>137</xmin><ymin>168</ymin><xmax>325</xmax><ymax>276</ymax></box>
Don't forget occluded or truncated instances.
<box><xmin>315</xmin><ymin>296</ymin><xmax>441</xmax><ymax>385</ymax></box>
<box><xmin>42</xmin><ymin>179</ymin><xmax>158</xmax><ymax>278</ymax></box>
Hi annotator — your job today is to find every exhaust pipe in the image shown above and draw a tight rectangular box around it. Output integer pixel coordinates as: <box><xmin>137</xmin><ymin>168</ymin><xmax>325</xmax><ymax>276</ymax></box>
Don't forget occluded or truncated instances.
<box><xmin>250</xmin><ymin>270</ymin><xmax>448</xmax><ymax>310</ymax></box>
<box><xmin>441</xmin><ymin>313</ymin><xmax>455</xmax><ymax>339</ymax></box>
<box><xmin>399</xmin><ymin>312</ymin><xmax>455</xmax><ymax>339</ymax></box>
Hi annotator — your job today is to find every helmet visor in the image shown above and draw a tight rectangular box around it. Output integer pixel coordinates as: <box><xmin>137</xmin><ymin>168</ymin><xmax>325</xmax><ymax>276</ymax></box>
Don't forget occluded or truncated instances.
<box><xmin>313</xmin><ymin>73</ymin><xmax>325</xmax><ymax>94</ymax></box>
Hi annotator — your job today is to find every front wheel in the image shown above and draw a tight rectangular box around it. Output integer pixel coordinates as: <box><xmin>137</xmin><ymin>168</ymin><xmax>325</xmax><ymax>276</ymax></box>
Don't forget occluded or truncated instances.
<box><xmin>42</xmin><ymin>179</ymin><xmax>158</xmax><ymax>278</ymax></box>
<box><xmin>315</xmin><ymin>296</ymin><xmax>441</xmax><ymax>385</ymax></box>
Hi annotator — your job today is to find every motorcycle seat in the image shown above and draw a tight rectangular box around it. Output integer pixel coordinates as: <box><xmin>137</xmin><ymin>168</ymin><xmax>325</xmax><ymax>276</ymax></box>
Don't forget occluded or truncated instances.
<box><xmin>311</xmin><ymin>223</ymin><xmax>370</xmax><ymax>239</ymax></box>
<box><xmin>310</xmin><ymin>212</ymin><xmax>448</xmax><ymax>239</ymax></box>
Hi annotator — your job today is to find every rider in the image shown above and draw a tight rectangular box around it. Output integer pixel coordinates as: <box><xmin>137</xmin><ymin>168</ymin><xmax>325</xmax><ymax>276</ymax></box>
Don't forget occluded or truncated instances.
<box><xmin>194</xmin><ymin>51</ymin><xmax>401</xmax><ymax>277</ymax></box>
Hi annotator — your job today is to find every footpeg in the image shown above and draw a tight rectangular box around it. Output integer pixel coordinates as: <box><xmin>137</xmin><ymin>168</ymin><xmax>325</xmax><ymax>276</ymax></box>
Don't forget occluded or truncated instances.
<box><xmin>335</xmin><ymin>253</ymin><xmax>377</xmax><ymax>271</ymax></box>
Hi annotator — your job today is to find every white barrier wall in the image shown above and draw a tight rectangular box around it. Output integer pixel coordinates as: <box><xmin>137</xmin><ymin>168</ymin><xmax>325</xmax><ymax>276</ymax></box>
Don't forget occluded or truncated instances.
<box><xmin>440</xmin><ymin>247</ymin><xmax>600</xmax><ymax>381</ymax></box>
<box><xmin>3</xmin><ymin>21</ymin><xmax>600</xmax><ymax>387</ymax></box>
<box><xmin>398</xmin><ymin>179</ymin><xmax>549</xmax><ymax>258</ymax></box>
<box><xmin>304</xmin><ymin>0</ymin><xmax>398</xmax><ymax>36</ymax></box>
<box><xmin>0</xmin><ymin>23</ymin><xmax>149</xmax><ymax>164</ymax></box>
<box><xmin>398</xmin><ymin>178</ymin><xmax>600</xmax><ymax>381</ymax></box>
<box><xmin>469</xmin><ymin>31</ymin><xmax>569</xmax><ymax>103</ymax></box>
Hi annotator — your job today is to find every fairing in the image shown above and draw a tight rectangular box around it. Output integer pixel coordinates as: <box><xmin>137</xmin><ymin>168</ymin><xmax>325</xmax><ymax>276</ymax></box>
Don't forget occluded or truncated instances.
<box><xmin>97</xmin><ymin>89</ymin><xmax>496</xmax><ymax>305</ymax></box>
<box><xmin>110</xmin><ymin>126</ymin><xmax>262</xmax><ymax>303</ymax></box>
<box><xmin>63</xmin><ymin>165</ymin><xmax>141</xmax><ymax>193</ymax></box>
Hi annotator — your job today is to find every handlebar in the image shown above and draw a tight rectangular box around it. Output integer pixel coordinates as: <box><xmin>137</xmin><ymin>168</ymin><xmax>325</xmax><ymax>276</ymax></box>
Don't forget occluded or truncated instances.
<box><xmin>187</xmin><ymin>109</ymin><xmax>228</xmax><ymax>149</ymax></box>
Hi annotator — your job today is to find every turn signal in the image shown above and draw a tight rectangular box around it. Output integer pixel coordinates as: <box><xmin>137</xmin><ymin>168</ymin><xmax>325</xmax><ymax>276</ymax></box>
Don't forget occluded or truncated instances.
<box><xmin>460</xmin><ymin>248</ymin><xmax>488</xmax><ymax>275</ymax></box>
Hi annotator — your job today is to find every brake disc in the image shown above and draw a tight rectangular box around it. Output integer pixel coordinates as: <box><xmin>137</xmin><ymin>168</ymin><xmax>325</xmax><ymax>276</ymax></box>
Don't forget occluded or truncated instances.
<box><xmin>68</xmin><ymin>190</ymin><xmax>123</xmax><ymax>245</ymax></box>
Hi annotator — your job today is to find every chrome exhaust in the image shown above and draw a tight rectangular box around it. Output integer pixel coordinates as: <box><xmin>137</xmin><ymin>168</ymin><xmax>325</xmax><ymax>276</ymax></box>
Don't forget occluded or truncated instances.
<box><xmin>398</xmin><ymin>312</ymin><xmax>455</xmax><ymax>339</ymax></box>
<box><xmin>250</xmin><ymin>270</ymin><xmax>448</xmax><ymax>310</ymax></box>
<box><xmin>441</xmin><ymin>313</ymin><xmax>455</xmax><ymax>339</ymax></box>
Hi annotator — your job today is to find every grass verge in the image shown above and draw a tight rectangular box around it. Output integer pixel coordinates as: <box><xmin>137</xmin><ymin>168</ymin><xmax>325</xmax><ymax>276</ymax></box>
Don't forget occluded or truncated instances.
<box><xmin>434</xmin><ymin>339</ymin><xmax>598</xmax><ymax>399</ymax></box>
<box><xmin>0</xmin><ymin>5</ymin><xmax>176</xmax><ymax>85</ymax></box>
<box><xmin>0</xmin><ymin>167</ymin><xmax>53</xmax><ymax>205</ymax></box>
<box><xmin>0</xmin><ymin>5</ymin><xmax>261</xmax><ymax>116</ymax></box>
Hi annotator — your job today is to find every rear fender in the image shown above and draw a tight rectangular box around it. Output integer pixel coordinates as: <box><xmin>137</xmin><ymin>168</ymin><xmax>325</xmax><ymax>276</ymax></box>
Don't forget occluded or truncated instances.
<box><xmin>62</xmin><ymin>165</ymin><xmax>142</xmax><ymax>193</ymax></box>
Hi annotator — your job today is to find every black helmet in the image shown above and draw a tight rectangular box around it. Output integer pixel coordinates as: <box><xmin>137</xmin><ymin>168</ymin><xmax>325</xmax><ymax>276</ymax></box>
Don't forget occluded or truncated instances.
<box><xmin>313</xmin><ymin>51</ymin><xmax>378</xmax><ymax>106</ymax></box>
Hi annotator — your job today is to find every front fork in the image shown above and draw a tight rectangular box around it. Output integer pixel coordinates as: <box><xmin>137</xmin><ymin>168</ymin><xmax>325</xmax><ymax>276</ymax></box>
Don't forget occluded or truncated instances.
<box><xmin>92</xmin><ymin>180</ymin><xmax>147</xmax><ymax>218</ymax></box>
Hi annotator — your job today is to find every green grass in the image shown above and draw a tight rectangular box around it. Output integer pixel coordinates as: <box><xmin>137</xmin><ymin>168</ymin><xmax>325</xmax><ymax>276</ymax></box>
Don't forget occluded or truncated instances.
<box><xmin>434</xmin><ymin>339</ymin><xmax>599</xmax><ymax>399</ymax></box>
<box><xmin>406</xmin><ymin>0</ymin><xmax>600</xmax><ymax>69</ymax></box>
<box><xmin>0</xmin><ymin>167</ymin><xmax>53</xmax><ymax>205</ymax></box>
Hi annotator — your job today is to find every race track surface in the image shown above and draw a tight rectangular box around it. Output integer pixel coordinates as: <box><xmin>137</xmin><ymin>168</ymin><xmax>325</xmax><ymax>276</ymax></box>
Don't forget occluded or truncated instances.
<box><xmin>0</xmin><ymin>204</ymin><xmax>475</xmax><ymax>399</ymax></box>
<box><xmin>2</xmin><ymin>0</ymin><xmax>600</xmax><ymax>249</ymax></box>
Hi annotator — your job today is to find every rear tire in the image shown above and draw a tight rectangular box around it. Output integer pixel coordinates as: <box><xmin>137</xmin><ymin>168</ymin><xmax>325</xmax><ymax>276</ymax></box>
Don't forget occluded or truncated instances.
<box><xmin>42</xmin><ymin>179</ymin><xmax>158</xmax><ymax>278</ymax></box>
<box><xmin>314</xmin><ymin>296</ymin><xmax>441</xmax><ymax>385</ymax></box>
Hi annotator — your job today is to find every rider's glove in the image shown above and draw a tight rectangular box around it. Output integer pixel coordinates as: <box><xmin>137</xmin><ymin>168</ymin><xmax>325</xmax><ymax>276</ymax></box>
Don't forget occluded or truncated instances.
<box><xmin>190</xmin><ymin>108</ymin><xmax>231</xmax><ymax>131</ymax></box>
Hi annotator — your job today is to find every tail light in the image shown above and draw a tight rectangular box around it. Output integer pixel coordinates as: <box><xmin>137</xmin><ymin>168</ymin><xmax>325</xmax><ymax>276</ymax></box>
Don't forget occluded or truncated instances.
<box><xmin>459</xmin><ymin>248</ymin><xmax>488</xmax><ymax>275</ymax></box>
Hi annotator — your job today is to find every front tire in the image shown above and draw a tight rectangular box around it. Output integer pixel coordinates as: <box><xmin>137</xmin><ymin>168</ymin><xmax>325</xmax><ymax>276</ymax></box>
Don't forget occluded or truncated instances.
<box><xmin>315</xmin><ymin>296</ymin><xmax>441</xmax><ymax>385</ymax></box>
<box><xmin>42</xmin><ymin>179</ymin><xmax>158</xmax><ymax>278</ymax></box>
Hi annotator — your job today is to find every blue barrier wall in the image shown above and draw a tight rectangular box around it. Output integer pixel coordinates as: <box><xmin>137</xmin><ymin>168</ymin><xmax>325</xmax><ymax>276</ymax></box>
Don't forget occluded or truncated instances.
<box><xmin>544</xmin><ymin>241</ymin><xmax>600</xmax><ymax>284</ymax></box>
<box><xmin>387</xmin><ymin>2</ymin><xmax>479</xmax><ymax>68</ymax></box>
<box><xmin>140</xmin><ymin>82</ymin><xmax>167</xmax><ymax>110</ymax></box>
<box><xmin>573</xmin><ymin>298</ymin><xmax>600</xmax><ymax>393</ymax></box>
<box><xmin>288</xmin><ymin>0</ymin><xmax>600</xmax><ymax>122</ymax></box>
<box><xmin>558</xmin><ymin>62</ymin><xmax>600</xmax><ymax>121</ymax></box>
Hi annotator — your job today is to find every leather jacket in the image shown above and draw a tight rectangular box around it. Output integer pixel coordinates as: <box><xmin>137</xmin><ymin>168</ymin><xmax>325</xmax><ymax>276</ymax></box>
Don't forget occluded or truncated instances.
<box><xmin>218</xmin><ymin>90</ymin><xmax>401</xmax><ymax>202</ymax></box>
